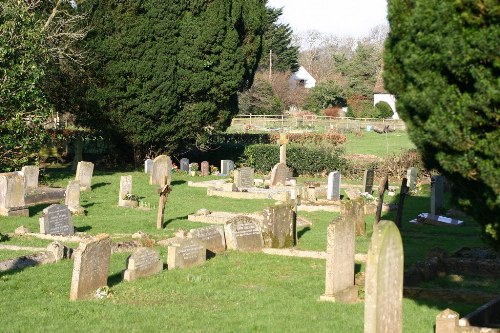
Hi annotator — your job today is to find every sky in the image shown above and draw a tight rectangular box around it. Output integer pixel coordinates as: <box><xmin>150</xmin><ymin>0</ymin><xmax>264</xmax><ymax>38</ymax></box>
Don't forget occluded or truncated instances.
<box><xmin>266</xmin><ymin>0</ymin><xmax>389</xmax><ymax>38</ymax></box>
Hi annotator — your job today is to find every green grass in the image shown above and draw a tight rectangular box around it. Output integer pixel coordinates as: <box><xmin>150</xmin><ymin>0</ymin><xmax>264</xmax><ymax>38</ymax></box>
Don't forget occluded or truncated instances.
<box><xmin>0</xmin><ymin>168</ymin><xmax>494</xmax><ymax>332</ymax></box>
<box><xmin>342</xmin><ymin>131</ymin><xmax>416</xmax><ymax>157</ymax></box>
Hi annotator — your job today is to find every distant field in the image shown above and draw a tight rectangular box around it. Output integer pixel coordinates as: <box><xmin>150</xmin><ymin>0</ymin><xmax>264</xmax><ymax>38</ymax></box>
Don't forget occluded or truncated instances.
<box><xmin>342</xmin><ymin>131</ymin><xmax>416</xmax><ymax>157</ymax></box>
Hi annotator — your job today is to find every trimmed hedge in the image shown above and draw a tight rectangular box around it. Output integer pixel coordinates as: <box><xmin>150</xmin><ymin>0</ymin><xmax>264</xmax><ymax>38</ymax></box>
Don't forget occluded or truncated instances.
<box><xmin>209</xmin><ymin>132</ymin><xmax>346</xmax><ymax>146</ymax></box>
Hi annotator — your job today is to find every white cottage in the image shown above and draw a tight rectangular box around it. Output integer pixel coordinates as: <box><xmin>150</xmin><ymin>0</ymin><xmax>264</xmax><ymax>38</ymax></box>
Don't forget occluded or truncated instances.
<box><xmin>373</xmin><ymin>72</ymin><xmax>399</xmax><ymax>119</ymax></box>
<box><xmin>289</xmin><ymin>66</ymin><xmax>316</xmax><ymax>89</ymax></box>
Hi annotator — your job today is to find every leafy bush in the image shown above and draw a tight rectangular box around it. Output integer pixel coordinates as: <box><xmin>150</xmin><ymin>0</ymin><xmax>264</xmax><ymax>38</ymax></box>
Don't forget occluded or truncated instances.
<box><xmin>322</xmin><ymin>107</ymin><xmax>342</xmax><ymax>117</ymax></box>
<box><xmin>375</xmin><ymin>101</ymin><xmax>394</xmax><ymax>119</ymax></box>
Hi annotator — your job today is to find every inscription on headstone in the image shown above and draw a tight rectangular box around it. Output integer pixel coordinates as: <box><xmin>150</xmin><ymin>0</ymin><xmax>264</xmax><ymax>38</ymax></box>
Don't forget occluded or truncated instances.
<box><xmin>235</xmin><ymin>167</ymin><xmax>254</xmax><ymax>188</ymax></box>
<box><xmin>144</xmin><ymin>159</ymin><xmax>153</xmax><ymax>174</ymax></box>
<box><xmin>167</xmin><ymin>238</ymin><xmax>206</xmax><ymax>269</ymax></box>
<box><xmin>261</xmin><ymin>204</ymin><xmax>296</xmax><ymax>248</ymax></box>
<box><xmin>189</xmin><ymin>225</ymin><xmax>226</xmax><ymax>255</ymax></box>
<box><xmin>65</xmin><ymin>180</ymin><xmax>84</xmax><ymax>215</ymax></box>
<box><xmin>270</xmin><ymin>163</ymin><xmax>288</xmax><ymax>186</ymax></box>
<box><xmin>39</xmin><ymin>204</ymin><xmax>74</xmax><ymax>235</ymax></box>
<box><xmin>75</xmin><ymin>161</ymin><xmax>94</xmax><ymax>191</ymax></box>
<box><xmin>22</xmin><ymin>165</ymin><xmax>39</xmax><ymax>190</ymax></box>
<box><xmin>200</xmin><ymin>161</ymin><xmax>209</xmax><ymax>177</ymax></box>
<box><xmin>180</xmin><ymin>158</ymin><xmax>189</xmax><ymax>172</ymax></box>
<box><xmin>123</xmin><ymin>247</ymin><xmax>163</xmax><ymax>282</ymax></box>
<box><xmin>327</xmin><ymin>171</ymin><xmax>341</xmax><ymax>201</ymax></box>
<box><xmin>150</xmin><ymin>155</ymin><xmax>172</xmax><ymax>186</ymax></box>
<box><xmin>224</xmin><ymin>216</ymin><xmax>264</xmax><ymax>251</ymax></box>
<box><xmin>363</xmin><ymin>169</ymin><xmax>375</xmax><ymax>193</ymax></box>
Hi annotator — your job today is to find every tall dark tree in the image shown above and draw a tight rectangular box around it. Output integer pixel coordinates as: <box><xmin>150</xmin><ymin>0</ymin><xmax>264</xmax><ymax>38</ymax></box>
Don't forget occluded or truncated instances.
<box><xmin>385</xmin><ymin>0</ymin><xmax>500</xmax><ymax>246</ymax></box>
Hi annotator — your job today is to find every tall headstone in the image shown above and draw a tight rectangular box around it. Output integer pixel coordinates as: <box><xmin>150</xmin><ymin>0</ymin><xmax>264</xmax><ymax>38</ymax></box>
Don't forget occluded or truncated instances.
<box><xmin>70</xmin><ymin>234</ymin><xmax>111</xmax><ymax>301</ymax></box>
<box><xmin>65</xmin><ymin>180</ymin><xmax>84</xmax><ymax>215</ymax></box>
<box><xmin>200</xmin><ymin>161</ymin><xmax>210</xmax><ymax>177</ymax></box>
<box><xmin>374</xmin><ymin>175</ymin><xmax>389</xmax><ymax>225</ymax></box>
<box><xmin>75</xmin><ymin>161</ymin><xmax>94</xmax><ymax>191</ymax></box>
<box><xmin>431</xmin><ymin>175</ymin><xmax>444</xmax><ymax>215</ymax></box>
<box><xmin>277</xmin><ymin>133</ymin><xmax>289</xmax><ymax>164</ymax></box>
<box><xmin>180</xmin><ymin>158</ymin><xmax>190</xmax><ymax>172</ymax></box>
<box><xmin>261</xmin><ymin>203</ymin><xmax>296</xmax><ymax>248</ymax></box>
<box><xmin>364</xmin><ymin>220</ymin><xmax>404</xmax><ymax>333</ymax></box>
<box><xmin>224</xmin><ymin>216</ymin><xmax>264</xmax><ymax>251</ymax></box>
<box><xmin>118</xmin><ymin>175</ymin><xmax>138</xmax><ymax>207</ymax></box>
<box><xmin>363</xmin><ymin>169</ymin><xmax>375</xmax><ymax>194</ymax></box>
<box><xmin>234</xmin><ymin>167</ymin><xmax>254</xmax><ymax>188</ymax></box>
<box><xmin>39</xmin><ymin>204</ymin><xmax>74</xmax><ymax>235</ymax></box>
<box><xmin>0</xmin><ymin>172</ymin><xmax>28</xmax><ymax>216</ymax></box>
<box><xmin>150</xmin><ymin>155</ymin><xmax>172</xmax><ymax>186</ymax></box>
<box><xmin>144</xmin><ymin>159</ymin><xmax>153</xmax><ymax>174</ymax></box>
<box><xmin>270</xmin><ymin>163</ymin><xmax>288</xmax><ymax>186</ymax></box>
<box><xmin>407</xmin><ymin>167</ymin><xmax>417</xmax><ymax>191</ymax></box>
<box><xmin>189</xmin><ymin>225</ymin><xmax>226</xmax><ymax>255</ymax></box>
<box><xmin>395</xmin><ymin>178</ymin><xmax>408</xmax><ymax>229</ymax></box>
<box><xmin>21</xmin><ymin>165</ymin><xmax>39</xmax><ymax>190</ymax></box>
<box><xmin>220</xmin><ymin>160</ymin><xmax>234</xmax><ymax>176</ymax></box>
<box><xmin>123</xmin><ymin>247</ymin><xmax>163</xmax><ymax>282</ymax></box>
<box><xmin>320</xmin><ymin>216</ymin><xmax>358</xmax><ymax>303</ymax></box>
<box><xmin>327</xmin><ymin>171</ymin><xmax>341</xmax><ymax>201</ymax></box>
<box><xmin>341</xmin><ymin>198</ymin><xmax>366</xmax><ymax>236</ymax></box>
<box><xmin>167</xmin><ymin>237</ymin><xmax>206</xmax><ymax>269</ymax></box>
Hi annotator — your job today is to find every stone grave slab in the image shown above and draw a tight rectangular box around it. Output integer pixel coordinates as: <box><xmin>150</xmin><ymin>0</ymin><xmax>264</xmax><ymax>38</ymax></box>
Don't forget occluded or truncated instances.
<box><xmin>234</xmin><ymin>167</ymin><xmax>254</xmax><ymax>189</ymax></box>
<box><xmin>411</xmin><ymin>213</ymin><xmax>464</xmax><ymax>226</ymax></box>
<box><xmin>189</xmin><ymin>225</ymin><xmax>226</xmax><ymax>255</ymax></box>
<box><xmin>21</xmin><ymin>165</ymin><xmax>39</xmax><ymax>190</ymax></box>
<box><xmin>119</xmin><ymin>175</ymin><xmax>138</xmax><ymax>207</ymax></box>
<box><xmin>144</xmin><ymin>159</ymin><xmax>153</xmax><ymax>174</ymax></box>
<box><xmin>39</xmin><ymin>204</ymin><xmax>74</xmax><ymax>235</ymax></box>
<box><xmin>123</xmin><ymin>247</ymin><xmax>163</xmax><ymax>282</ymax></box>
<box><xmin>0</xmin><ymin>172</ymin><xmax>28</xmax><ymax>216</ymax></box>
<box><xmin>407</xmin><ymin>167</ymin><xmax>417</xmax><ymax>191</ymax></box>
<box><xmin>180</xmin><ymin>158</ymin><xmax>189</xmax><ymax>172</ymax></box>
<box><xmin>224</xmin><ymin>216</ymin><xmax>264</xmax><ymax>251</ymax></box>
<box><xmin>431</xmin><ymin>175</ymin><xmax>444</xmax><ymax>215</ymax></box>
<box><xmin>341</xmin><ymin>198</ymin><xmax>366</xmax><ymax>236</ymax></box>
<box><xmin>200</xmin><ymin>161</ymin><xmax>209</xmax><ymax>176</ymax></box>
<box><xmin>270</xmin><ymin>163</ymin><xmax>288</xmax><ymax>186</ymax></box>
<box><xmin>65</xmin><ymin>180</ymin><xmax>84</xmax><ymax>215</ymax></box>
<box><xmin>363</xmin><ymin>169</ymin><xmax>375</xmax><ymax>193</ymax></box>
<box><xmin>167</xmin><ymin>238</ymin><xmax>206</xmax><ymax>269</ymax></box>
<box><xmin>327</xmin><ymin>171</ymin><xmax>341</xmax><ymax>201</ymax></box>
<box><xmin>150</xmin><ymin>155</ymin><xmax>172</xmax><ymax>186</ymax></box>
<box><xmin>220</xmin><ymin>160</ymin><xmax>234</xmax><ymax>176</ymax></box>
<box><xmin>261</xmin><ymin>203</ymin><xmax>296</xmax><ymax>248</ymax></box>
<box><xmin>75</xmin><ymin>161</ymin><xmax>94</xmax><ymax>191</ymax></box>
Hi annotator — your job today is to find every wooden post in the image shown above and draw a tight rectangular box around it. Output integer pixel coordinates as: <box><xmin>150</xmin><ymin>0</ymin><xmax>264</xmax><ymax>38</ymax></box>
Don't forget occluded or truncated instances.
<box><xmin>395</xmin><ymin>178</ymin><xmax>408</xmax><ymax>229</ymax></box>
<box><xmin>374</xmin><ymin>174</ymin><xmax>389</xmax><ymax>225</ymax></box>
<box><xmin>156</xmin><ymin>184</ymin><xmax>172</xmax><ymax>229</ymax></box>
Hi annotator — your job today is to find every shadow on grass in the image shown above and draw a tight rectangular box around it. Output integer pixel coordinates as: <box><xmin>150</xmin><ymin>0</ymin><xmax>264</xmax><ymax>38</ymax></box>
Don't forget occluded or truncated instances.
<box><xmin>91</xmin><ymin>182</ymin><xmax>111</xmax><ymax>190</ymax></box>
<box><xmin>162</xmin><ymin>215</ymin><xmax>188</xmax><ymax>228</ymax></box>
<box><xmin>29</xmin><ymin>203</ymin><xmax>52</xmax><ymax>217</ymax></box>
<box><xmin>75</xmin><ymin>225</ymin><xmax>92</xmax><ymax>232</ymax></box>
<box><xmin>82</xmin><ymin>203</ymin><xmax>95</xmax><ymax>209</ymax></box>
<box><xmin>297</xmin><ymin>227</ymin><xmax>310</xmax><ymax>239</ymax></box>
<box><xmin>171</xmin><ymin>180</ymin><xmax>186</xmax><ymax>186</ymax></box>
<box><xmin>108</xmin><ymin>271</ymin><xmax>124</xmax><ymax>287</ymax></box>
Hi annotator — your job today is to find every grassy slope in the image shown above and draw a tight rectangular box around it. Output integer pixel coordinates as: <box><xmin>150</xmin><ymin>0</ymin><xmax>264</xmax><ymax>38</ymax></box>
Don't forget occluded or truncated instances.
<box><xmin>342</xmin><ymin>131</ymin><xmax>416</xmax><ymax>157</ymax></box>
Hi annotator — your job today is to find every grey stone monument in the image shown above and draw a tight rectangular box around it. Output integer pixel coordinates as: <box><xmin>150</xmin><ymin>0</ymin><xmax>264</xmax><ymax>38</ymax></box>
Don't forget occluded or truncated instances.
<box><xmin>167</xmin><ymin>237</ymin><xmax>206</xmax><ymax>269</ymax></box>
<box><xmin>180</xmin><ymin>158</ymin><xmax>189</xmax><ymax>172</ymax></box>
<box><xmin>407</xmin><ymin>167</ymin><xmax>417</xmax><ymax>191</ymax></box>
<box><xmin>431</xmin><ymin>175</ymin><xmax>444</xmax><ymax>215</ymax></box>
<box><xmin>270</xmin><ymin>163</ymin><xmax>288</xmax><ymax>186</ymax></box>
<box><xmin>220</xmin><ymin>160</ymin><xmax>234</xmax><ymax>176</ymax></box>
<box><xmin>118</xmin><ymin>175</ymin><xmax>138</xmax><ymax>207</ymax></box>
<box><xmin>150</xmin><ymin>155</ymin><xmax>172</xmax><ymax>186</ymax></box>
<box><xmin>234</xmin><ymin>167</ymin><xmax>254</xmax><ymax>188</ymax></box>
<box><xmin>189</xmin><ymin>225</ymin><xmax>226</xmax><ymax>255</ymax></box>
<box><xmin>123</xmin><ymin>247</ymin><xmax>163</xmax><ymax>282</ymax></box>
<box><xmin>21</xmin><ymin>165</ymin><xmax>39</xmax><ymax>190</ymax></box>
<box><xmin>261</xmin><ymin>203</ymin><xmax>296</xmax><ymax>248</ymax></box>
<box><xmin>363</xmin><ymin>169</ymin><xmax>375</xmax><ymax>193</ymax></box>
<box><xmin>327</xmin><ymin>171</ymin><xmax>341</xmax><ymax>201</ymax></box>
<box><xmin>144</xmin><ymin>159</ymin><xmax>153</xmax><ymax>174</ymax></box>
<box><xmin>65</xmin><ymin>180</ymin><xmax>84</xmax><ymax>215</ymax></box>
<box><xmin>39</xmin><ymin>204</ymin><xmax>74</xmax><ymax>235</ymax></box>
<box><xmin>224</xmin><ymin>216</ymin><xmax>264</xmax><ymax>251</ymax></box>
<box><xmin>0</xmin><ymin>172</ymin><xmax>28</xmax><ymax>216</ymax></box>
<box><xmin>75</xmin><ymin>161</ymin><xmax>94</xmax><ymax>191</ymax></box>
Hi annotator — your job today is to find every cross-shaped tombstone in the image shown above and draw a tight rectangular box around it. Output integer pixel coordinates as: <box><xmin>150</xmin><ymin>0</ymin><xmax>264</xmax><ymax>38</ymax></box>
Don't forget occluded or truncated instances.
<box><xmin>374</xmin><ymin>174</ymin><xmax>389</xmax><ymax>225</ymax></box>
<box><xmin>277</xmin><ymin>133</ymin><xmax>289</xmax><ymax>165</ymax></box>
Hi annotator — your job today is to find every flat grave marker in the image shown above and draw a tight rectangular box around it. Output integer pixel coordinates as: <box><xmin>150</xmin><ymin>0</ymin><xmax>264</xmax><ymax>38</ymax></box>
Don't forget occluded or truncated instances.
<box><xmin>224</xmin><ymin>216</ymin><xmax>264</xmax><ymax>251</ymax></box>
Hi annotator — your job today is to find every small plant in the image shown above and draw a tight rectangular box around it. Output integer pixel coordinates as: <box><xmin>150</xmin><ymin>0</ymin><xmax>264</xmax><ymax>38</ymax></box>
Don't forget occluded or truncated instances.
<box><xmin>124</xmin><ymin>193</ymin><xmax>140</xmax><ymax>202</ymax></box>
<box><xmin>210</xmin><ymin>165</ymin><xmax>219</xmax><ymax>175</ymax></box>
<box><xmin>95</xmin><ymin>286</ymin><xmax>112</xmax><ymax>299</ymax></box>
<box><xmin>189</xmin><ymin>163</ymin><xmax>199</xmax><ymax>172</ymax></box>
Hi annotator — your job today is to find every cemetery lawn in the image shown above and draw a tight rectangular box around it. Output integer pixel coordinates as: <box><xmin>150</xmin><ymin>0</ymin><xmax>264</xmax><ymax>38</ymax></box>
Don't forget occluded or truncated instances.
<box><xmin>0</xmin><ymin>169</ymin><xmax>496</xmax><ymax>332</ymax></box>
<box><xmin>342</xmin><ymin>131</ymin><xmax>416</xmax><ymax>157</ymax></box>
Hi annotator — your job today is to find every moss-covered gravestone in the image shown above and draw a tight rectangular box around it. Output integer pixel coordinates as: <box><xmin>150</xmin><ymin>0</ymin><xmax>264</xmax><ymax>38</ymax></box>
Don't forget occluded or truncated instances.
<box><xmin>261</xmin><ymin>203</ymin><xmax>296</xmax><ymax>248</ymax></box>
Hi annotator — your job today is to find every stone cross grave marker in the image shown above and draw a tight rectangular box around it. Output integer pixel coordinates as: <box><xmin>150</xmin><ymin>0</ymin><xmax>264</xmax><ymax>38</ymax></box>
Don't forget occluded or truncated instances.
<box><xmin>21</xmin><ymin>165</ymin><xmax>39</xmax><ymax>190</ymax></box>
<box><xmin>75</xmin><ymin>161</ymin><xmax>94</xmax><ymax>191</ymax></box>
<box><xmin>431</xmin><ymin>175</ymin><xmax>444</xmax><ymax>215</ymax></box>
<box><xmin>277</xmin><ymin>133</ymin><xmax>289</xmax><ymax>164</ymax></box>
<box><xmin>119</xmin><ymin>175</ymin><xmax>138</xmax><ymax>207</ymax></box>
<box><xmin>374</xmin><ymin>174</ymin><xmax>389</xmax><ymax>225</ymax></box>
<box><xmin>0</xmin><ymin>172</ymin><xmax>28</xmax><ymax>216</ymax></box>
<box><xmin>180</xmin><ymin>158</ymin><xmax>189</xmax><ymax>172</ymax></box>
<box><xmin>261</xmin><ymin>203</ymin><xmax>296</xmax><ymax>248</ymax></box>
<box><xmin>144</xmin><ymin>159</ymin><xmax>153</xmax><ymax>174</ymax></box>
<box><xmin>167</xmin><ymin>237</ymin><xmax>206</xmax><ymax>269</ymax></box>
<box><xmin>234</xmin><ymin>167</ymin><xmax>254</xmax><ymax>188</ymax></box>
<box><xmin>341</xmin><ymin>198</ymin><xmax>366</xmax><ymax>236</ymax></box>
<box><xmin>200</xmin><ymin>161</ymin><xmax>209</xmax><ymax>176</ymax></box>
<box><xmin>270</xmin><ymin>163</ymin><xmax>288</xmax><ymax>186</ymax></box>
<box><xmin>189</xmin><ymin>225</ymin><xmax>226</xmax><ymax>257</ymax></box>
<box><xmin>224</xmin><ymin>216</ymin><xmax>264</xmax><ymax>251</ymax></box>
<box><xmin>327</xmin><ymin>171</ymin><xmax>341</xmax><ymax>200</ymax></box>
<box><xmin>39</xmin><ymin>204</ymin><xmax>74</xmax><ymax>235</ymax></box>
<box><xmin>320</xmin><ymin>216</ymin><xmax>358</xmax><ymax>303</ymax></box>
<box><xmin>220</xmin><ymin>160</ymin><xmax>234</xmax><ymax>176</ymax></box>
<box><xmin>70</xmin><ymin>234</ymin><xmax>111</xmax><ymax>301</ymax></box>
<box><xmin>364</xmin><ymin>220</ymin><xmax>404</xmax><ymax>333</ymax></box>
<box><xmin>363</xmin><ymin>169</ymin><xmax>375</xmax><ymax>194</ymax></box>
<box><xmin>150</xmin><ymin>155</ymin><xmax>171</xmax><ymax>186</ymax></box>
<box><xmin>407</xmin><ymin>167</ymin><xmax>417</xmax><ymax>191</ymax></box>
<box><xmin>65</xmin><ymin>180</ymin><xmax>84</xmax><ymax>215</ymax></box>
<box><xmin>123</xmin><ymin>247</ymin><xmax>163</xmax><ymax>282</ymax></box>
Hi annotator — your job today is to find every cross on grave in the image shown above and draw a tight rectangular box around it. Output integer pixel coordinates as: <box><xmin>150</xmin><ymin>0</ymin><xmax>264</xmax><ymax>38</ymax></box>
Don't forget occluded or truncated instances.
<box><xmin>157</xmin><ymin>184</ymin><xmax>172</xmax><ymax>230</ymax></box>
<box><xmin>374</xmin><ymin>174</ymin><xmax>389</xmax><ymax>226</ymax></box>
<box><xmin>277</xmin><ymin>133</ymin><xmax>289</xmax><ymax>164</ymax></box>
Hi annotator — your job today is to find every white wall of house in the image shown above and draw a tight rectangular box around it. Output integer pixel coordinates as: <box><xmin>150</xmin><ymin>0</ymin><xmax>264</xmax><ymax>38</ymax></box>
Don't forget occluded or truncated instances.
<box><xmin>289</xmin><ymin>66</ymin><xmax>316</xmax><ymax>89</ymax></box>
<box><xmin>374</xmin><ymin>93</ymin><xmax>399</xmax><ymax>119</ymax></box>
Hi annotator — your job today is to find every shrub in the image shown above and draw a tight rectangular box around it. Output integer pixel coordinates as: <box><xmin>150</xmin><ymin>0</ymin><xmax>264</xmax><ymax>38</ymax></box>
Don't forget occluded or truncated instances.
<box><xmin>375</xmin><ymin>101</ymin><xmax>394</xmax><ymax>119</ymax></box>
<box><xmin>322</xmin><ymin>107</ymin><xmax>342</xmax><ymax>117</ymax></box>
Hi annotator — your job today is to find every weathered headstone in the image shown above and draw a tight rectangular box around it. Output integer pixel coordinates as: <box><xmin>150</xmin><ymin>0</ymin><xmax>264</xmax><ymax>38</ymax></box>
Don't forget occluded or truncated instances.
<box><xmin>180</xmin><ymin>158</ymin><xmax>190</xmax><ymax>172</ymax></box>
<box><xmin>144</xmin><ymin>159</ymin><xmax>153</xmax><ymax>174</ymax></box>
<box><xmin>431</xmin><ymin>175</ymin><xmax>444</xmax><ymax>215</ymax></box>
<box><xmin>277</xmin><ymin>133</ymin><xmax>289</xmax><ymax>164</ymax></box>
<box><xmin>407</xmin><ymin>167</ymin><xmax>417</xmax><ymax>191</ymax></box>
<box><xmin>261</xmin><ymin>203</ymin><xmax>296</xmax><ymax>248</ymax></box>
<box><xmin>0</xmin><ymin>172</ymin><xmax>28</xmax><ymax>216</ymax></box>
<box><xmin>220</xmin><ymin>160</ymin><xmax>234</xmax><ymax>176</ymax></box>
<box><xmin>21</xmin><ymin>165</ymin><xmax>39</xmax><ymax>190</ymax></box>
<box><xmin>123</xmin><ymin>247</ymin><xmax>163</xmax><ymax>282</ymax></box>
<box><xmin>320</xmin><ymin>216</ymin><xmax>358</xmax><ymax>303</ymax></box>
<box><xmin>234</xmin><ymin>167</ymin><xmax>254</xmax><ymax>188</ymax></box>
<box><xmin>341</xmin><ymin>198</ymin><xmax>366</xmax><ymax>236</ymax></box>
<box><xmin>167</xmin><ymin>238</ymin><xmax>206</xmax><ymax>269</ymax></box>
<box><xmin>327</xmin><ymin>171</ymin><xmax>341</xmax><ymax>201</ymax></box>
<box><xmin>344</xmin><ymin>188</ymin><xmax>361</xmax><ymax>200</ymax></box>
<box><xmin>363</xmin><ymin>169</ymin><xmax>375</xmax><ymax>194</ymax></box>
<box><xmin>374</xmin><ymin>174</ymin><xmax>389</xmax><ymax>225</ymax></box>
<box><xmin>270</xmin><ymin>163</ymin><xmax>288</xmax><ymax>186</ymax></box>
<box><xmin>39</xmin><ymin>204</ymin><xmax>74</xmax><ymax>235</ymax></box>
<box><xmin>150</xmin><ymin>155</ymin><xmax>172</xmax><ymax>186</ymax></box>
<box><xmin>364</xmin><ymin>220</ymin><xmax>404</xmax><ymax>333</ymax></box>
<box><xmin>224</xmin><ymin>216</ymin><xmax>264</xmax><ymax>251</ymax></box>
<box><xmin>395</xmin><ymin>178</ymin><xmax>408</xmax><ymax>229</ymax></box>
<box><xmin>70</xmin><ymin>234</ymin><xmax>112</xmax><ymax>301</ymax></box>
<box><xmin>118</xmin><ymin>175</ymin><xmax>138</xmax><ymax>207</ymax></box>
<box><xmin>65</xmin><ymin>180</ymin><xmax>85</xmax><ymax>215</ymax></box>
<box><xmin>435</xmin><ymin>309</ymin><xmax>459</xmax><ymax>333</ymax></box>
<box><xmin>75</xmin><ymin>161</ymin><xmax>94</xmax><ymax>191</ymax></box>
<box><xmin>189</xmin><ymin>225</ymin><xmax>226</xmax><ymax>255</ymax></box>
<box><xmin>200</xmin><ymin>161</ymin><xmax>210</xmax><ymax>177</ymax></box>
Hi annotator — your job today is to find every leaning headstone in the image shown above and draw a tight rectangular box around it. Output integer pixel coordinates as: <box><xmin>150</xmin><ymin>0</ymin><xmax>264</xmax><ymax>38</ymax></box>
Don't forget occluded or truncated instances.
<box><xmin>167</xmin><ymin>237</ymin><xmax>206</xmax><ymax>269</ymax></box>
<box><xmin>200</xmin><ymin>161</ymin><xmax>210</xmax><ymax>177</ymax></box>
<box><xmin>234</xmin><ymin>167</ymin><xmax>254</xmax><ymax>188</ymax></box>
<box><xmin>224</xmin><ymin>216</ymin><xmax>264</xmax><ymax>251</ymax></box>
<box><xmin>150</xmin><ymin>155</ymin><xmax>172</xmax><ymax>186</ymax></box>
<box><xmin>180</xmin><ymin>158</ymin><xmax>190</xmax><ymax>172</ymax></box>
<box><xmin>70</xmin><ymin>234</ymin><xmax>111</xmax><ymax>301</ymax></box>
<box><xmin>21</xmin><ymin>165</ymin><xmax>39</xmax><ymax>190</ymax></box>
<box><xmin>364</xmin><ymin>220</ymin><xmax>404</xmax><ymax>333</ymax></box>
<box><xmin>341</xmin><ymin>198</ymin><xmax>366</xmax><ymax>236</ymax></box>
<box><xmin>39</xmin><ymin>204</ymin><xmax>74</xmax><ymax>235</ymax></box>
<box><xmin>123</xmin><ymin>247</ymin><xmax>163</xmax><ymax>282</ymax></box>
<box><xmin>327</xmin><ymin>171</ymin><xmax>341</xmax><ymax>201</ymax></box>
<box><xmin>320</xmin><ymin>216</ymin><xmax>358</xmax><ymax>303</ymax></box>
<box><xmin>189</xmin><ymin>225</ymin><xmax>226</xmax><ymax>255</ymax></box>
<box><xmin>374</xmin><ymin>174</ymin><xmax>389</xmax><ymax>225</ymax></box>
<box><xmin>220</xmin><ymin>160</ymin><xmax>234</xmax><ymax>176</ymax></box>
<box><xmin>363</xmin><ymin>169</ymin><xmax>375</xmax><ymax>194</ymax></box>
<box><xmin>75</xmin><ymin>161</ymin><xmax>94</xmax><ymax>191</ymax></box>
<box><xmin>144</xmin><ymin>159</ymin><xmax>153</xmax><ymax>174</ymax></box>
<box><xmin>431</xmin><ymin>175</ymin><xmax>444</xmax><ymax>215</ymax></box>
<box><xmin>118</xmin><ymin>175</ymin><xmax>138</xmax><ymax>207</ymax></box>
<box><xmin>407</xmin><ymin>167</ymin><xmax>417</xmax><ymax>191</ymax></box>
<box><xmin>65</xmin><ymin>180</ymin><xmax>84</xmax><ymax>215</ymax></box>
<box><xmin>270</xmin><ymin>163</ymin><xmax>288</xmax><ymax>186</ymax></box>
<box><xmin>0</xmin><ymin>172</ymin><xmax>28</xmax><ymax>216</ymax></box>
<box><xmin>261</xmin><ymin>204</ymin><xmax>296</xmax><ymax>248</ymax></box>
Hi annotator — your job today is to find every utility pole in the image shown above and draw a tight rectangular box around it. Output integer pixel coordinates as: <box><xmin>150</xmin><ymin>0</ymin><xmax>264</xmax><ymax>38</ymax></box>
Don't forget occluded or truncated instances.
<box><xmin>269</xmin><ymin>49</ymin><xmax>272</xmax><ymax>81</ymax></box>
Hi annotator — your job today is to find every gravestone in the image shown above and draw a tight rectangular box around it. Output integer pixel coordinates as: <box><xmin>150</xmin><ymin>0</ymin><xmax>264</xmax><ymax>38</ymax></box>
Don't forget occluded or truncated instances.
<box><xmin>407</xmin><ymin>167</ymin><xmax>417</xmax><ymax>191</ymax></box>
<box><xmin>200</xmin><ymin>161</ymin><xmax>209</xmax><ymax>176</ymax></box>
<box><xmin>270</xmin><ymin>163</ymin><xmax>288</xmax><ymax>186</ymax></box>
<box><xmin>364</xmin><ymin>220</ymin><xmax>404</xmax><ymax>333</ymax></box>
<box><xmin>224</xmin><ymin>216</ymin><xmax>264</xmax><ymax>251</ymax></box>
<box><xmin>320</xmin><ymin>216</ymin><xmax>358</xmax><ymax>303</ymax></box>
<box><xmin>189</xmin><ymin>225</ymin><xmax>226</xmax><ymax>255</ymax></box>
<box><xmin>65</xmin><ymin>180</ymin><xmax>84</xmax><ymax>215</ymax></box>
<box><xmin>261</xmin><ymin>203</ymin><xmax>296</xmax><ymax>248</ymax></box>
<box><xmin>144</xmin><ymin>159</ymin><xmax>153</xmax><ymax>174</ymax></box>
<box><xmin>374</xmin><ymin>174</ymin><xmax>389</xmax><ymax>225</ymax></box>
<box><xmin>277</xmin><ymin>133</ymin><xmax>289</xmax><ymax>164</ymax></box>
<box><xmin>234</xmin><ymin>167</ymin><xmax>254</xmax><ymax>188</ymax></box>
<box><xmin>21</xmin><ymin>165</ymin><xmax>39</xmax><ymax>190</ymax></box>
<box><xmin>395</xmin><ymin>178</ymin><xmax>408</xmax><ymax>228</ymax></box>
<box><xmin>0</xmin><ymin>172</ymin><xmax>28</xmax><ymax>216</ymax></box>
<box><xmin>70</xmin><ymin>234</ymin><xmax>112</xmax><ymax>300</ymax></box>
<box><xmin>341</xmin><ymin>198</ymin><xmax>366</xmax><ymax>236</ymax></box>
<box><xmin>150</xmin><ymin>155</ymin><xmax>172</xmax><ymax>186</ymax></box>
<box><xmin>363</xmin><ymin>169</ymin><xmax>375</xmax><ymax>194</ymax></box>
<box><xmin>167</xmin><ymin>238</ymin><xmax>206</xmax><ymax>269</ymax></box>
<box><xmin>180</xmin><ymin>158</ymin><xmax>190</xmax><ymax>172</ymax></box>
<box><xmin>75</xmin><ymin>161</ymin><xmax>94</xmax><ymax>191</ymax></box>
<box><xmin>431</xmin><ymin>175</ymin><xmax>444</xmax><ymax>215</ymax></box>
<box><xmin>118</xmin><ymin>175</ymin><xmax>138</xmax><ymax>207</ymax></box>
<box><xmin>327</xmin><ymin>171</ymin><xmax>341</xmax><ymax>200</ymax></box>
<box><xmin>123</xmin><ymin>247</ymin><xmax>163</xmax><ymax>282</ymax></box>
<box><xmin>220</xmin><ymin>160</ymin><xmax>234</xmax><ymax>176</ymax></box>
<box><xmin>39</xmin><ymin>204</ymin><xmax>74</xmax><ymax>235</ymax></box>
